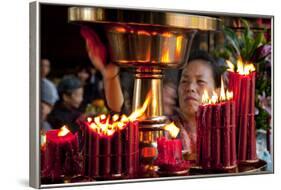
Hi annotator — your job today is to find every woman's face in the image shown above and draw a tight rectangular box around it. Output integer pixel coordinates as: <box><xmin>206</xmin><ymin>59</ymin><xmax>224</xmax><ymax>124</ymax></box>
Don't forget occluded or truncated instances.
<box><xmin>178</xmin><ymin>59</ymin><xmax>215</xmax><ymax>118</ymax></box>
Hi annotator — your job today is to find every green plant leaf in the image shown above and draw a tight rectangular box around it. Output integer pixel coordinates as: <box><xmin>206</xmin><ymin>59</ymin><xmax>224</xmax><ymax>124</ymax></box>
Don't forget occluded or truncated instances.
<box><xmin>223</xmin><ymin>26</ymin><xmax>241</xmax><ymax>56</ymax></box>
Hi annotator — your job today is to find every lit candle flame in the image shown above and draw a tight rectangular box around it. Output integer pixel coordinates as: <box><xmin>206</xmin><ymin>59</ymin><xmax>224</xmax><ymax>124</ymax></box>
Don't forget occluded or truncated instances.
<box><xmin>100</xmin><ymin>114</ymin><xmax>106</xmax><ymax>120</ymax></box>
<box><xmin>87</xmin><ymin>117</ymin><xmax>92</xmax><ymax>123</ymax></box>
<box><xmin>112</xmin><ymin>114</ymin><xmax>119</xmax><ymax>122</ymax></box>
<box><xmin>164</xmin><ymin>122</ymin><xmax>180</xmax><ymax>138</ymax></box>
<box><xmin>226</xmin><ymin>90</ymin><xmax>234</xmax><ymax>100</ymax></box>
<box><xmin>128</xmin><ymin>90</ymin><xmax>152</xmax><ymax>121</ymax></box>
<box><xmin>58</xmin><ymin>125</ymin><xmax>70</xmax><ymax>137</ymax></box>
<box><xmin>220</xmin><ymin>77</ymin><xmax>226</xmax><ymax>101</ymax></box>
<box><xmin>226</xmin><ymin>60</ymin><xmax>234</xmax><ymax>72</ymax></box>
<box><xmin>201</xmin><ymin>78</ymin><xmax>233</xmax><ymax>105</ymax></box>
<box><xmin>202</xmin><ymin>89</ymin><xmax>210</xmax><ymax>104</ymax></box>
<box><xmin>87</xmin><ymin>91</ymin><xmax>152</xmax><ymax>136</ymax></box>
<box><xmin>227</xmin><ymin>57</ymin><xmax>255</xmax><ymax>75</ymax></box>
<box><xmin>41</xmin><ymin>134</ymin><xmax>46</xmax><ymax>148</ymax></box>
<box><xmin>210</xmin><ymin>91</ymin><xmax>219</xmax><ymax>104</ymax></box>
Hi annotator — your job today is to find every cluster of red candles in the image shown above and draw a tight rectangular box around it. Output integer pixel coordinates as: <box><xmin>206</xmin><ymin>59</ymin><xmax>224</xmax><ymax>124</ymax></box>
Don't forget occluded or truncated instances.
<box><xmin>197</xmin><ymin>80</ymin><xmax>237</xmax><ymax>169</ymax></box>
<box><xmin>227</xmin><ymin>59</ymin><xmax>257</xmax><ymax>162</ymax></box>
<box><xmin>155</xmin><ymin>122</ymin><xmax>190</xmax><ymax>172</ymax></box>
<box><xmin>81</xmin><ymin>92</ymin><xmax>152</xmax><ymax>179</ymax></box>
<box><xmin>41</xmin><ymin>126</ymin><xmax>81</xmax><ymax>181</ymax></box>
<box><xmin>82</xmin><ymin>114</ymin><xmax>139</xmax><ymax>179</ymax></box>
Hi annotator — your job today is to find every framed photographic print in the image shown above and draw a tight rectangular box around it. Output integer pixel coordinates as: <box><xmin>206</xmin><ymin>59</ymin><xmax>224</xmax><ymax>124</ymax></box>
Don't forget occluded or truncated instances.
<box><xmin>29</xmin><ymin>1</ymin><xmax>274</xmax><ymax>188</ymax></box>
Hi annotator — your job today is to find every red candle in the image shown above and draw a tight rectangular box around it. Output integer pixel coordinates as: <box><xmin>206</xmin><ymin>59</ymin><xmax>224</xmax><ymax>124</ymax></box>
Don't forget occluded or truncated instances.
<box><xmin>123</xmin><ymin>121</ymin><xmax>139</xmax><ymax>177</ymax></box>
<box><xmin>87</xmin><ymin>125</ymin><xmax>100</xmax><ymax>177</ymax></box>
<box><xmin>196</xmin><ymin>107</ymin><xmax>203</xmax><ymax>167</ymax></box>
<box><xmin>99</xmin><ymin>135</ymin><xmax>111</xmax><ymax>176</ymax></box>
<box><xmin>134</xmin><ymin>121</ymin><xmax>140</xmax><ymax>175</ymax></box>
<box><xmin>43</xmin><ymin>126</ymin><xmax>80</xmax><ymax>180</ymax></box>
<box><xmin>202</xmin><ymin>105</ymin><xmax>212</xmax><ymax>168</ymax></box>
<box><xmin>155</xmin><ymin>122</ymin><xmax>190</xmax><ymax>172</ymax></box>
<box><xmin>221</xmin><ymin>101</ymin><xmax>231</xmax><ymax>167</ymax></box>
<box><xmin>238</xmin><ymin>76</ymin><xmax>250</xmax><ymax>161</ymax></box>
<box><xmin>247</xmin><ymin>72</ymin><xmax>257</xmax><ymax>160</ymax></box>
<box><xmin>156</xmin><ymin>137</ymin><xmax>182</xmax><ymax>163</ymax></box>
<box><xmin>227</xmin><ymin>61</ymin><xmax>257</xmax><ymax>163</ymax></box>
<box><xmin>230</xmin><ymin>101</ymin><xmax>237</xmax><ymax>166</ymax></box>
<box><xmin>111</xmin><ymin>128</ymin><xmax>122</xmax><ymax>175</ymax></box>
<box><xmin>211</xmin><ymin>104</ymin><xmax>221</xmax><ymax>168</ymax></box>
<box><xmin>228</xmin><ymin>71</ymin><xmax>242</xmax><ymax>126</ymax></box>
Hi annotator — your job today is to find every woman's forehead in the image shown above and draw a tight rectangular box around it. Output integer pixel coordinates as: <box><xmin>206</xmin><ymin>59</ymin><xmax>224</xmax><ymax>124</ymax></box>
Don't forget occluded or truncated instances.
<box><xmin>182</xmin><ymin>60</ymin><xmax>213</xmax><ymax>78</ymax></box>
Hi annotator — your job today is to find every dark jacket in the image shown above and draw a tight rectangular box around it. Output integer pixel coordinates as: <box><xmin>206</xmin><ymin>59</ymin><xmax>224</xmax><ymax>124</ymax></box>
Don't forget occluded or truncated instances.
<box><xmin>47</xmin><ymin>101</ymin><xmax>82</xmax><ymax>133</ymax></box>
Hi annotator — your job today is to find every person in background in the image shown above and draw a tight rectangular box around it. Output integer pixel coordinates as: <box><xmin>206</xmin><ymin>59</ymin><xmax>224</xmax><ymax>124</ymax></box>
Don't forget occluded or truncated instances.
<box><xmin>75</xmin><ymin>64</ymin><xmax>103</xmax><ymax>111</ymax></box>
<box><xmin>41</xmin><ymin>79</ymin><xmax>58</xmax><ymax>132</ymax></box>
<box><xmin>47</xmin><ymin>75</ymin><xmax>84</xmax><ymax>133</ymax></box>
<box><xmin>40</xmin><ymin>58</ymin><xmax>59</xmax><ymax>103</ymax></box>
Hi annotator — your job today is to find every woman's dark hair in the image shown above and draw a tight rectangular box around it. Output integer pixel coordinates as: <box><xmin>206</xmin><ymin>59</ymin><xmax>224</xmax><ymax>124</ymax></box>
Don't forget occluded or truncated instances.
<box><xmin>181</xmin><ymin>50</ymin><xmax>221</xmax><ymax>88</ymax></box>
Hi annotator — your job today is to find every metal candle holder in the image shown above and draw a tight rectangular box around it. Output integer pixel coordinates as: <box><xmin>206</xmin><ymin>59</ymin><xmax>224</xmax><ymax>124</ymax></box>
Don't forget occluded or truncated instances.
<box><xmin>68</xmin><ymin>7</ymin><xmax>218</xmax><ymax>174</ymax></box>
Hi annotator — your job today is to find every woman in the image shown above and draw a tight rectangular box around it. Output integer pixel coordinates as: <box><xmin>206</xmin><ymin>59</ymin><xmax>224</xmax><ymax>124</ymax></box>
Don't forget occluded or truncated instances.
<box><xmin>81</xmin><ymin>28</ymin><xmax>220</xmax><ymax>162</ymax></box>
<box><xmin>170</xmin><ymin>51</ymin><xmax>220</xmax><ymax>161</ymax></box>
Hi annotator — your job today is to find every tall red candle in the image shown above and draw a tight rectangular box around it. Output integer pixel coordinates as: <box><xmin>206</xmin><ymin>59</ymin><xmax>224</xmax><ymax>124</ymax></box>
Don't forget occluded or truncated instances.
<box><xmin>228</xmin><ymin>72</ymin><xmax>242</xmax><ymax>126</ymax></box>
<box><xmin>111</xmin><ymin>128</ymin><xmax>122</xmax><ymax>175</ymax></box>
<box><xmin>211</xmin><ymin>104</ymin><xmax>221</xmax><ymax>168</ymax></box>
<box><xmin>123</xmin><ymin>121</ymin><xmax>139</xmax><ymax>177</ymax></box>
<box><xmin>99</xmin><ymin>135</ymin><xmax>111</xmax><ymax>176</ymax></box>
<box><xmin>202</xmin><ymin>105</ymin><xmax>212</xmax><ymax>168</ymax></box>
<box><xmin>196</xmin><ymin>107</ymin><xmax>203</xmax><ymax>167</ymax></box>
<box><xmin>238</xmin><ymin>76</ymin><xmax>250</xmax><ymax>161</ymax></box>
<box><xmin>230</xmin><ymin>101</ymin><xmax>237</xmax><ymax>166</ymax></box>
<box><xmin>89</xmin><ymin>127</ymin><xmax>100</xmax><ymax>177</ymax></box>
<box><xmin>247</xmin><ymin>72</ymin><xmax>257</xmax><ymax>161</ymax></box>
<box><xmin>221</xmin><ymin>101</ymin><xmax>231</xmax><ymax>167</ymax></box>
<box><xmin>227</xmin><ymin>61</ymin><xmax>257</xmax><ymax>163</ymax></box>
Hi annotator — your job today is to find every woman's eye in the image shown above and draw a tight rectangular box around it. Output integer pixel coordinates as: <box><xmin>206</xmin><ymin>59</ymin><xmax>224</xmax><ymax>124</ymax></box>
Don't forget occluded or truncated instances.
<box><xmin>197</xmin><ymin>80</ymin><xmax>206</xmax><ymax>85</ymax></box>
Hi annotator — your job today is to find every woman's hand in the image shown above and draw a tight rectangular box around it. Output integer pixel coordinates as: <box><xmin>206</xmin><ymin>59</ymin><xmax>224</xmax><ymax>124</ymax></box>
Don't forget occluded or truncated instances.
<box><xmin>80</xmin><ymin>27</ymin><xmax>119</xmax><ymax>80</ymax></box>
<box><xmin>80</xmin><ymin>26</ymin><xmax>124</xmax><ymax>112</ymax></box>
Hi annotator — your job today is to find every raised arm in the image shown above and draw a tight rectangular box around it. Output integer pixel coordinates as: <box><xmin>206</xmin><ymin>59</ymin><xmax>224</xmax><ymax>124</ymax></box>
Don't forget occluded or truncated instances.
<box><xmin>81</xmin><ymin>27</ymin><xmax>124</xmax><ymax>112</ymax></box>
